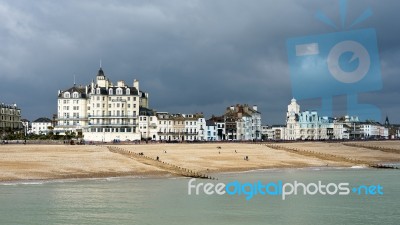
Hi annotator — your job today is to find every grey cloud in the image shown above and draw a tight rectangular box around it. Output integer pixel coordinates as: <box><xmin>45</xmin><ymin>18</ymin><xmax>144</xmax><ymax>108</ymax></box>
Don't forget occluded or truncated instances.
<box><xmin>0</xmin><ymin>0</ymin><xmax>399</xmax><ymax>124</ymax></box>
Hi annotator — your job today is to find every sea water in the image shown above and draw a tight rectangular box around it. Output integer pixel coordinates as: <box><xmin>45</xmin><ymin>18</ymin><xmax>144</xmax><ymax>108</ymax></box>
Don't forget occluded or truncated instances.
<box><xmin>0</xmin><ymin>168</ymin><xmax>398</xmax><ymax>225</ymax></box>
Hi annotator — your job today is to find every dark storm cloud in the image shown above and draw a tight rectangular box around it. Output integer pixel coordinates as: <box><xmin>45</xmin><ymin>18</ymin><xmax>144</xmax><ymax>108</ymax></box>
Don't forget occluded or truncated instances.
<box><xmin>0</xmin><ymin>0</ymin><xmax>399</xmax><ymax>124</ymax></box>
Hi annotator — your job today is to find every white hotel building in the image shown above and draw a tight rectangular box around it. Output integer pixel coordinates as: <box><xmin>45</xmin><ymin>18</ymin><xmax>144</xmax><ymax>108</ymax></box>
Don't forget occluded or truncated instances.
<box><xmin>56</xmin><ymin>67</ymin><xmax>207</xmax><ymax>142</ymax></box>
<box><xmin>56</xmin><ymin>67</ymin><xmax>149</xmax><ymax>141</ymax></box>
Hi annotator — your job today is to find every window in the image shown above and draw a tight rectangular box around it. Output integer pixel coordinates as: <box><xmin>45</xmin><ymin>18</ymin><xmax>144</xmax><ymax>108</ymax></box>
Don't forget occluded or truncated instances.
<box><xmin>126</xmin><ymin>88</ymin><xmax>130</xmax><ymax>95</ymax></box>
<box><xmin>96</xmin><ymin>88</ymin><xmax>100</xmax><ymax>94</ymax></box>
<box><xmin>109</xmin><ymin>88</ymin><xmax>113</xmax><ymax>95</ymax></box>
<box><xmin>116</xmin><ymin>88</ymin><xmax>122</xmax><ymax>95</ymax></box>
<box><xmin>73</xmin><ymin>92</ymin><xmax>79</xmax><ymax>98</ymax></box>
<box><xmin>64</xmin><ymin>92</ymin><xmax>70</xmax><ymax>98</ymax></box>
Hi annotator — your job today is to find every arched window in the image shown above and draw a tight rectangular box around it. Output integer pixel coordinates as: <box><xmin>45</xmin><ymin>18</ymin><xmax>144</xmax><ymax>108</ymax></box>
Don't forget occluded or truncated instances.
<box><xmin>64</xmin><ymin>92</ymin><xmax>70</xmax><ymax>98</ymax></box>
<box><xmin>73</xmin><ymin>92</ymin><xmax>79</xmax><ymax>98</ymax></box>
<box><xmin>126</xmin><ymin>88</ymin><xmax>130</xmax><ymax>95</ymax></box>
<box><xmin>96</xmin><ymin>88</ymin><xmax>101</xmax><ymax>95</ymax></box>
<box><xmin>109</xmin><ymin>88</ymin><xmax>113</xmax><ymax>95</ymax></box>
<box><xmin>116</xmin><ymin>88</ymin><xmax>123</xmax><ymax>95</ymax></box>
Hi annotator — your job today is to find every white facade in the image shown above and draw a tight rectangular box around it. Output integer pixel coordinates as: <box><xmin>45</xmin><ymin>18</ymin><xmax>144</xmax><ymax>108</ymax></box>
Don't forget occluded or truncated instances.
<box><xmin>197</xmin><ymin>118</ymin><xmax>206</xmax><ymax>141</ymax></box>
<box><xmin>32</xmin><ymin>118</ymin><xmax>52</xmax><ymax>135</ymax></box>
<box><xmin>285</xmin><ymin>99</ymin><xmax>359</xmax><ymax>140</ymax></box>
<box><xmin>359</xmin><ymin>123</ymin><xmax>389</xmax><ymax>139</ymax></box>
<box><xmin>56</xmin><ymin>67</ymin><xmax>149</xmax><ymax>142</ymax></box>
<box><xmin>264</xmin><ymin>126</ymin><xmax>286</xmax><ymax>140</ymax></box>
<box><xmin>153</xmin><ymin>112</ymin><xmax>205</xmax><ymax>141</ymax></box>
<box><xmin>138</xmin><ymin>108</ymin><xmax>158</xmax><ymax>141</ymax></box>
<box><xmin>56</xmin><ymin>86</ymin><xmax>88</xmax><ymax>135</ymax></box>
<box><xmin>285</xmin><ymin>99</ymin><xmax>300</xmax><ymax>140</ymax></box>
<box><xmin>205</xmin><ymin>120</ymin><xmax>217</xmax><ymax>141</ymax></box>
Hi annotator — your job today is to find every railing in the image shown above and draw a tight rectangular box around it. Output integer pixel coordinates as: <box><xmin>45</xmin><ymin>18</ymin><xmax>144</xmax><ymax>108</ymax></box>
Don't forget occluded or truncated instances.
<box><xmin>56</xmin><ymin>117</ymin><xmax>89</xmax><ymax>120</ymax></box>
<box><xmin>88</xmin><ymin>115</ymin><xmax>137</xmax><ymax>118</ymax></box>
<box><xmin>88</xmin><ymin>123</ymin><xmax>136</xmax><ymax>126</ymax></box>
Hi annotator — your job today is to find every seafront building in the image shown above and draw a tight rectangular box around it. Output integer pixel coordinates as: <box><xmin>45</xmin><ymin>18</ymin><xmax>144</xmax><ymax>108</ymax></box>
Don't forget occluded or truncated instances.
<box><xmin>208</xmin><ymin>115</ymin><xmax>225</xmax><ymax>140</ymax></box>
<box><xmin>56</xmin><ymin>67</ymin><xmax>149</xmax><ymax>141</ymax></box>
<box><xmin>263</xmin><ymin>125</ymin><xmax>286</xmax><ymax>140</ymax></box>
<box><xmin>153</xmin><ymin>112</ymin><xmax>205</xmax><ymax>141</ymax></box>
<box><xmin>0</xmin><ymin>102</ymin><xmax>22</xmax><ymax>134</ymax></box>
<box><xmin>205</xmin><ymin>119</ymin><xmax>217</xmax><ymax>141</ymax></box>
<box><xmin>279</xmin><ymin>98</ymin><xmax>389</xmax><ymax>140</ymax></box>
<box><xmin>205</xmin><ymin>104</ymin><xmax>262</xmax><ymax>141</ymax></box>
<box><xmin>31</xmin><ymin>117</ymin><xmax>52</xmax><ymax>135</ymax></box>
<box><xmin>56</xmin><ymin>67</ymin><xmax>207</xmax><ymax>142</ymax></box>
<box><xmin>224</xmin><ymin>104</ymin><xmax>262</xmax><ymax>141</ymax></box>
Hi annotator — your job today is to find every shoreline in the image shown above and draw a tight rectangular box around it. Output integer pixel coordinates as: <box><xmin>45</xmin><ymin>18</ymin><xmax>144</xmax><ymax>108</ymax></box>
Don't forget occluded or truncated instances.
<box><xmin>2</xmin><ymin>163</ymin><xmax>395</xmax><ymax>184</ymax></box>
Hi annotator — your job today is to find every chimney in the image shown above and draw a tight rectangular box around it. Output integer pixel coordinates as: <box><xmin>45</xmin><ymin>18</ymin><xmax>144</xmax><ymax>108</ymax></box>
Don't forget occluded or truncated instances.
<box><xmin>133</xmin><ymin>79</ymin><xmax>139</xmax><ymax>91</ymax></box>
<box><xmin>117</xmin><ymin>80</ymin><xmax>125</xmax><ymax>87</ymax></box>
<box><xmin>253</xmin><ymin>105</ymin><xmax>258</xmax><ymax>111</ymax></box>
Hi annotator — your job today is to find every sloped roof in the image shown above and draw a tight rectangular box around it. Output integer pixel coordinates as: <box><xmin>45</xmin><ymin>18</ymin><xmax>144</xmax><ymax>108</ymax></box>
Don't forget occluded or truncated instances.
<box><xmin>33</xmin><ymin>117</ymin><xmax>52</xmax><ymax>123</ymax></box>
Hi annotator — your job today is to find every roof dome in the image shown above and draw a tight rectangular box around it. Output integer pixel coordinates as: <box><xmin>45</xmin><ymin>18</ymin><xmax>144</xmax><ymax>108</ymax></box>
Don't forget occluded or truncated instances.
<box><xmin>97</xmin><ymin>67</ymin><xmax>105</xmax><ymax>77</ymax></box>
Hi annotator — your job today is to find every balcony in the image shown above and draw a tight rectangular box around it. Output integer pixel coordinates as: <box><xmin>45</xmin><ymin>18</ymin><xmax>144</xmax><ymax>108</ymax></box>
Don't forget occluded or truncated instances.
<box><xmin>56</xmin><ymin>117</ymin><xmax>88</xmax><ymax>121</ymax></box>
<box><xmin>88</xmin><ymin>115</ymin><xmax>137</xmax><ymax>118</ymax></box>
<box><xmin>88</xmin><ymin>123</ymin><xmax>137</xmax><ymax>127</ymax></box>
<box><xmin>111</xmin><ymin>99</ymin><xmax>127</xmax><ymax>102</ymax></box>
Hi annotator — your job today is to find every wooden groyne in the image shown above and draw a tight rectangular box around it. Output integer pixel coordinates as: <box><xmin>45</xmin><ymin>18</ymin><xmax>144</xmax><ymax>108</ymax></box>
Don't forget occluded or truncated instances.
<box><xmin>342</xmin><ymin>143</ymin><xmax>400</xmax><ymax>154</ymax></box>
<box><xmin>264</xmin><ymin>144</ymin><xmax>399</xmax><ymax>170</ymax></box>
<box><xmin>106</xmin><ymin>146</ymin><xmax>217</xmax><ymax>180</ymax></box>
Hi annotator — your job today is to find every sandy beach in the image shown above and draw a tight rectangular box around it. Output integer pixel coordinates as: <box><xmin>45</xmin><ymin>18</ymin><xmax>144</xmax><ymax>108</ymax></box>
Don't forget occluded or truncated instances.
<box><xmin>1</xmin><ymin>141</ymin><xmax>399</xmax><ymax>182</ymax></box>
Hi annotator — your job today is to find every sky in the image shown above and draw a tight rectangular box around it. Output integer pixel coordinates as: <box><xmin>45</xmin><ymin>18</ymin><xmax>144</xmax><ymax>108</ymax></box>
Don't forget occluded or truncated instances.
<box><xmin>0</xmin><ymin>0</ymin><xmax>399</xmax><ymax>125</ymax></box>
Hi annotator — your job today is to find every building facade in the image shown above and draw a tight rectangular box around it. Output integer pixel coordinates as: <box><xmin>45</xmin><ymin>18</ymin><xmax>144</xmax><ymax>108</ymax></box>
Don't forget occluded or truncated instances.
<box><xmin>223</xmin><ymin>104</ymin><xmax>262</xmax><ymax>141</ymax></box>
<box><xmin>31</xmin><ymin>117</ymin><xmax>52</xmax><ymax>135</ymax></box>
<box><xmin>155</xmin><ymin>112</ymin><xmax>205</xmax><ymax>141</ymax></box>
<box><xmin>56</xmin><ymin>67</ymin><xmax>149</xmax><ymax>141</ymax></box>
<box><xmin>284</xmin><ymin>99</ymin><xmax>388</xmax><ymax>140</ymax></box>
<box><xmin>0</xmin><ymin>103</ymin><xmax>22</xmax><ymax>134</ymax></box>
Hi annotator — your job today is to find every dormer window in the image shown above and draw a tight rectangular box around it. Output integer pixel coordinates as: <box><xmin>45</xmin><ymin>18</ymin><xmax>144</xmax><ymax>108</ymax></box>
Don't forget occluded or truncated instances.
<box><xmin>73</xmin><ymin>92</ymin><xmax>79</xmax><ymax>98</ymax></box>
<box><xmin>126</xmin><ymin>88</ymin><xmax>130</xmax><ymax>95</ymax></box>
<box><xmin>64</xmin><ymin>92</ymin><xmax>70</xmax><ymax>98</ymax></box>
<box><xmin>116</xmin><ymin>88</ymin><xmax>123</xmax><ymax>95</ymax></box>
<box><xmin>109</xmin><ymin>88</ymin><xmax>113</xmax><ymax>95</ymax></box>
<box><xmin>96</xmin><ymin>88</ymin><xmax>101</xmax><ymax>95</ymax></box>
